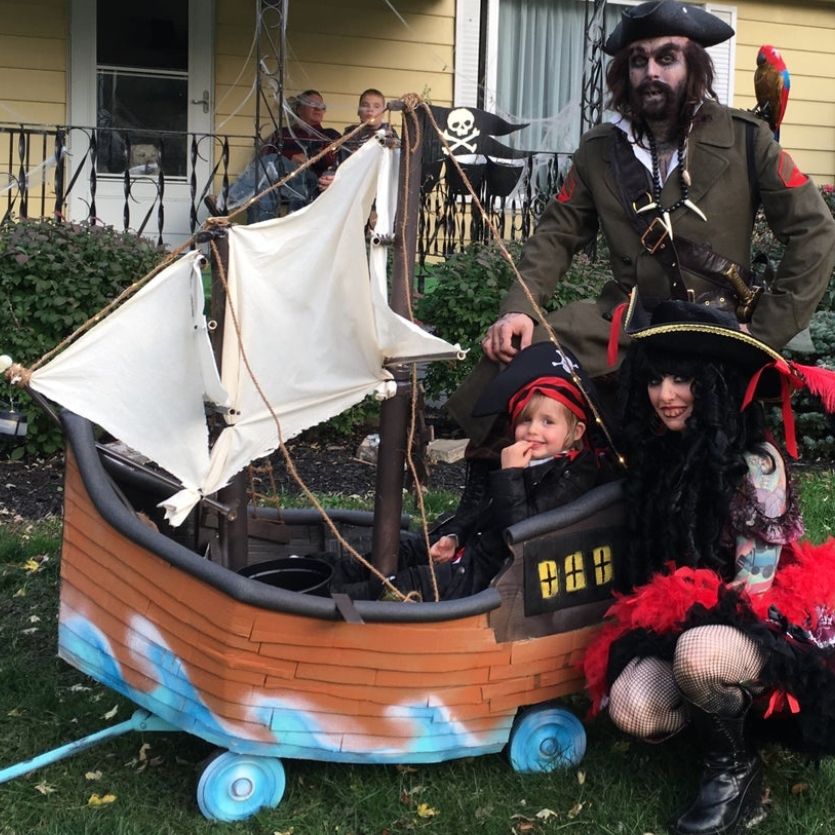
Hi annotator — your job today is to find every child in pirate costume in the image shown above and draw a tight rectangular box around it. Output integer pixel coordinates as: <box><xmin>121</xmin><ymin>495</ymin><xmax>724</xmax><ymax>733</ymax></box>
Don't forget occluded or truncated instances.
<box><xmin>332</xmin><ymin>342</ymin><xmax>612</xmax><ymax>601</ymax></box>
<box><xmin>582</xmin><ymin>300</ymin><xmax>835</xmax><ymax>835</ymax></box>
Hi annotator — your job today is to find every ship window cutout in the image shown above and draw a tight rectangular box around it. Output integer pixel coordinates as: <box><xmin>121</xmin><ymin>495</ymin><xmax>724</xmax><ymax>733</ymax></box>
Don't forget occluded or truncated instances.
<box><xmin>564</xmin><ymin>550</ymin><xmax>586</xmax><ymax>592</ymax></box>
<box><xmin>593</xmin><ymin>545</ymin><xmax>613</xmax><ymax>585</ymax></box>
<box><xmin>538</xmin><ymin>560</ymin><xmax>559</xmax><ymax>599</ymax></box>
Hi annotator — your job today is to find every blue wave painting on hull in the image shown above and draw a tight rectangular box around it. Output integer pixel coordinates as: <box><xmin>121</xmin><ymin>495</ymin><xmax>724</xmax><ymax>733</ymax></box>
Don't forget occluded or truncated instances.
<box><xmin>59</xmin><ymin>614</ymin><xmax>512</xmax><ymax>763</ymax></box>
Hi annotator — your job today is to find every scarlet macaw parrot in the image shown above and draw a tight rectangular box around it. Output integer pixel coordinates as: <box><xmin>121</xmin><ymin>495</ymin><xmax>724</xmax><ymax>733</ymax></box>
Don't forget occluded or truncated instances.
<box><xmin>753</xmin><ymin>45</ymin><xmax>790</xmax><ymax>141</ymax></box>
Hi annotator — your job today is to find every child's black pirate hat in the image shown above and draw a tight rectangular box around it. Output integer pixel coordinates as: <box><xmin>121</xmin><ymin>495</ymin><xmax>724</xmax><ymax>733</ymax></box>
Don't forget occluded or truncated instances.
<box><xmin>627</xmin><ymin>300</ymin><xmax>835</xmax><ymax>457</ymax></box>
<box><xmin>604</xmin><ymin>0</ymin><xmax>735</xmax><ymax>56</ymax></box>
<box><xmin>472</xmin><ymin>342</ymin><xmax>593</xmax><ymax>421</ymax></box>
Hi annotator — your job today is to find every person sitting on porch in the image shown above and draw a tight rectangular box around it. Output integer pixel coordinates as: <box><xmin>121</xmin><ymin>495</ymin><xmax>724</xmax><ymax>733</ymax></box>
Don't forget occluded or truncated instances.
<box><xmin>206</xmin><ymin>90</ymin><xmax>339</xmax><ymax>221</ymax></box>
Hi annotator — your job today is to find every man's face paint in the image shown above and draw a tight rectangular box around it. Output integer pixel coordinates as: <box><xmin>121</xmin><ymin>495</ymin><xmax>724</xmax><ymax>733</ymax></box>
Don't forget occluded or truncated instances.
<box><xmin>627</xmin><ymin>36</ymin><xmax>690</xmax><ymax>122</ymax></box>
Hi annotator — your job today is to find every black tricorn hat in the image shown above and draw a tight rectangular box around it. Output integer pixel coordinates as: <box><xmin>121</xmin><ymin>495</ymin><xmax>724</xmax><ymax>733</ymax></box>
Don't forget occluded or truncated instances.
<box><xmin>627</xmin><ymin>299</ymin><xmax>786</xmax><ymax>398</ymax></box>
<box><xmin>472</xmin><ymin>341</ymin><xmax>595</xmax><ymax>420</ymax></box>
<box><xmin>603</xmin><ymin>0</ymin><xmax>734</xmax><ymax>56</ymax></box>
<box><xmin>625</xmin><ymin>299</ymin><xmax>835</xmax><ymax>458</ymax></box>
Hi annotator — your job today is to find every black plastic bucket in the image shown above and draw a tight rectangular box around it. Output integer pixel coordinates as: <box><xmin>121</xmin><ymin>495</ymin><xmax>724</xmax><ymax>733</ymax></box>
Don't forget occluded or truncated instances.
<box><xmin>239</xmin><ymin>557</ymin><xmax>332</xmax><ymax>596</ymax></box>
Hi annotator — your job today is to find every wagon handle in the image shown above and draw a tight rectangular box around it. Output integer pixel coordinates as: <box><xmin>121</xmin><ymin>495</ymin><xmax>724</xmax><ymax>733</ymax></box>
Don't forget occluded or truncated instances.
<box><xmin>0</xmin><ymin>709</ymin><xmax>175</xmax><ymax>784</ymax></box>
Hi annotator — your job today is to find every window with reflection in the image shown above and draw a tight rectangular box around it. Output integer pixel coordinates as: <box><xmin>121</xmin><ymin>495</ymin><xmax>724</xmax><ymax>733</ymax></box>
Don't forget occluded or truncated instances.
<box><xmin>95</xmin><ymin>0</ymin><xmax>189</xmax><ymax>177</ymax></box>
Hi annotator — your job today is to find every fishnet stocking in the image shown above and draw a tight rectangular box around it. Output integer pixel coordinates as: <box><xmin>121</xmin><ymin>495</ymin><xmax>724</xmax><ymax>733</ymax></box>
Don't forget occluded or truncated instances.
<box><xmin>609</xmin><ymin>656</ymin><xmax>687</xmax><ymax>739</ymax></box>
<box><xmin>673</xmin><ymin>625</ymin><xmax>765</xmax><ymax>714</ymax></box>
<box><xmin>608</xmin><ymin>626</ymin><xmax>766</xmax><ymax>739</ymax></box>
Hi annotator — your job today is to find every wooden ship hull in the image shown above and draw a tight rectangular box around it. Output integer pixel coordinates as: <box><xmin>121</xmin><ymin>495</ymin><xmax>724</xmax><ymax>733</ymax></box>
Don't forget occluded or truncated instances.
<box><xmin>59</xmin><ymin>411</ymin><xmax>622</xmax><ymax>766</ymax></box>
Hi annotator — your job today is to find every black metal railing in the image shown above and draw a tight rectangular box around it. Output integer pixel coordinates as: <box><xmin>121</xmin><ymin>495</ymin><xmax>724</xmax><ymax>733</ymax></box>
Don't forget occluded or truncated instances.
<box><xmin>0</xmin><ymin>123</ymin><xmax>572</xmax><ymax>258</ymax></box>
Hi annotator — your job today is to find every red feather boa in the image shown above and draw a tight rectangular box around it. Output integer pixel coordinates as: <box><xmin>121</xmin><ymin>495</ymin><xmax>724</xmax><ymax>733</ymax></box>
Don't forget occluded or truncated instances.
<box><xmin>582</xmin><ymin>538</ymin><xmax>835</xmax><ymax>715</ymax></box>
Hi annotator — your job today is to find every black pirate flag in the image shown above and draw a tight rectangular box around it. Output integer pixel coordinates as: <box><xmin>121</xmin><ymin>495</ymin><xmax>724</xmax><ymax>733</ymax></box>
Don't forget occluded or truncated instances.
<box><xmin>422</xmin><ymin>105</ymin><xmax>531</xmax><ymax>196</ymax></box>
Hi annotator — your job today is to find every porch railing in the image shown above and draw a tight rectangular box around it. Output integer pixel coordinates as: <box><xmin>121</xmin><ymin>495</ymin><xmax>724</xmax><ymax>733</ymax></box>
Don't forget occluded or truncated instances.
<box><xmin>0</xmin><ymin>123</ymin><xmax>572</xmax><ymax>260</ymax></box>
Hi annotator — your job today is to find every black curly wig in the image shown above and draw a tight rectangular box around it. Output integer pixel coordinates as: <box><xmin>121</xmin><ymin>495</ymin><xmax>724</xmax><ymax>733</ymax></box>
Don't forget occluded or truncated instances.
<box><xmin>614</xmin><ymin>342</ymin><xmax>768</xmax><ymax>592</ymax></box>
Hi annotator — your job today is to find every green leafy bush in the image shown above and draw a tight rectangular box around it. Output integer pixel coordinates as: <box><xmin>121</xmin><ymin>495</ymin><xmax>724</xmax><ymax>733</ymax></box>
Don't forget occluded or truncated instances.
<box><xmin>0</xmin><ymin>219</ymin><xmax>166</xmax><ymax>458</ymax></box>
<box><xmin>414</xmin><ymin>239</ymin><xmax>608</xmax><ymax>401</ymax></box>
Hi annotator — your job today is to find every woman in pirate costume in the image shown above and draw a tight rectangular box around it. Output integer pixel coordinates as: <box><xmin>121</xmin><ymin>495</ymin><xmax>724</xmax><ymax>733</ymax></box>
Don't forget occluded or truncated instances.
<box><xmin>582</xmin><ymin>300</ymin><xmax>835</xmax><ymax>835</ymax></box>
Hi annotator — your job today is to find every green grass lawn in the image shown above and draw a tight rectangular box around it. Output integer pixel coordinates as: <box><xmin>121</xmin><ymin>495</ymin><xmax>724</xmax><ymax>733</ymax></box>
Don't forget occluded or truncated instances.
<box><xmin>1</xmin><ymin>473</ymin><xmax>835</xmax><ymax>834</ymax></box>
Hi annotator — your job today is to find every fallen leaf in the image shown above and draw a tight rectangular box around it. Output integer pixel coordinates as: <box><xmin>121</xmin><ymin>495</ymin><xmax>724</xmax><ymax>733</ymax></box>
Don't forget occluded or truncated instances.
<box><xmin>577</xmin><ymin>769</ymin><xmax>586</xmax><ymax>785</ymax></box>
<box><xmin>474</xmin><ymin>805</ymin><xmax>493</xmax><ymax>820</ymax></box>
<box><xmin>69</xmin><ymin>684</ymin><xmax>92</xmax><ymax>692</ymax></box>
<box><xmin>22</xmin><ymin>555</ymin><xmax>48</xmax><ymax>573</ymax></box>
<box><xmin>28</xmin><ymin>615</ymin><xmax>41</xmax><ymax>623</ymax></box>
<box><xmin>791</xmin><ymin>782</ymin><xmax>809</xmax><ymax>795</ymax></box>
<box><xmin>85</xmin><ymin>771</ymin><xmax>103</xmax><ymax>781</ymax></box>
<box><xmin>87</xmin><ymin>793</ymin><xmax>117</xmax><ymax>806</ymax></box>
<box><xmin>567</xmin><ymin>802</ymin><xmax>584</xmax><ymax>819</ymax></box>
<box><xmin>21</xmin><ymin>627</ymin><xmax>38</xmax><ymax>635</ymax></box>
<box><xmin>415</xmin><ymin>802</ymin><xmax>438</xmax><ymax>818</ymax></box>
<box><xmin>273</xmin><ymin>829</ymin><xmax>295</xmax><ymax>835</ymax></box>
<box><xmin>34</xmin><ymin>781</ymin><xmax>56</xmax><ymax>795</ymax></box>
<box><xmin>535</xmin><ymin>808</ymin><xmax>559</xmax><ymax>822</ymax></box>
<box><xmin>6</xmin><ymin>707</ymin><xmax>23</xmax><ymax>717</ymax></box>
<box><xmin>149</xmin><ymin>756</ymin><xmax>164</xmax><ymax>767</ymax></box>
<box><xmin>396</xmin><ymin>764</ymin><xmax>418</xmax><ymax>774</ymax></box>
<box><xmin>13</xmin><ymin>587</ymin><xmax>26</xmax><ymax>598</ymax></box>
<box><xmin>612</xmin><ymin>739</ymin><xmax>631</xmax><ymax>753</ymax></box>
<box><xmin>511</xmin><ymin>820</ymin><xmax>539</xmax><ymax>834</ymax></box>
<box><xmin>102</xmin><ymin>705</ymin><xmax>119</xmax><ymax>720</ymax></box>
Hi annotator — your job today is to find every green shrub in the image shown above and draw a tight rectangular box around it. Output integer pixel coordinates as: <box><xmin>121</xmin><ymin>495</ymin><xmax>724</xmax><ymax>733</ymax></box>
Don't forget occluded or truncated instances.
<box><xmin>414</xmin><ymin>239</ymin><xmax>608</xmax><ymax>401</ymax></box>
<box><xmin>0</xmin><ymin>219</ymin><xmax>166</xmax><ymax>458</ymax></box>
<box><xmin>779</xmin><ymin>310</ymin><xmax>835</xmax><ymax>462</ymax></box>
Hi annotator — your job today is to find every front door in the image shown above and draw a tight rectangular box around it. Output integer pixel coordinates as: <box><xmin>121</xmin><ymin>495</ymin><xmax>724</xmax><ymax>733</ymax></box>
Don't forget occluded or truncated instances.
<box><xmin>69</xmin><ymin>0</ymin><xmax>213</xmax><ymax>246</ymax></box>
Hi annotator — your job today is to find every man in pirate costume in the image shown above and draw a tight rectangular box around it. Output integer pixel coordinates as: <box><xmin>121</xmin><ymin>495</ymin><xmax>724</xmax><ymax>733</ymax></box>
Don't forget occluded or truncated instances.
<box><xmin>583</xmin><ymin>300</ymin><xmax>835</xmax><ymax>834</ymax></box>
<box><xmin>444</xmin><ymin>0</ymin><xmax>835</xmax><ymax>502</ymax></box>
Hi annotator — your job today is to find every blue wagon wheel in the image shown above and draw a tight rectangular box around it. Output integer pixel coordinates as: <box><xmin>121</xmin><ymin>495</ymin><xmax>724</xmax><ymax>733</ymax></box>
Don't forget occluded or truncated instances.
<box><xmin>508</xmin><ymin>705</ymin><xmax>586</xmax><ymax>773</ymax></box>
<box><xmin>196</xmin><ymin>750</ymin><xmax>286</xmax><ymax>822</ymax></box>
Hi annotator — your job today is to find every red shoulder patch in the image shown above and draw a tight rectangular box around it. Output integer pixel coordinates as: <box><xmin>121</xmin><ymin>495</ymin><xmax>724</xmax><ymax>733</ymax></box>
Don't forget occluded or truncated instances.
<box><xmin>777</xmin><ymin>150</ymin><xmax>808</xmax><ymax>189</ymax></box>
<box><xmin>556</xmin><ymin>166</ymin><xmax>576</xmax><ymax>203</ymax></box>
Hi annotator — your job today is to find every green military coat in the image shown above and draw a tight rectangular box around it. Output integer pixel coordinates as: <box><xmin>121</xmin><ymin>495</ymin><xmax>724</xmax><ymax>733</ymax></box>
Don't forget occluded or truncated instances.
<box><xmin>448</xmin><ymin>101</ymin><xmax>835</xmax><ymax>441</ymax></box>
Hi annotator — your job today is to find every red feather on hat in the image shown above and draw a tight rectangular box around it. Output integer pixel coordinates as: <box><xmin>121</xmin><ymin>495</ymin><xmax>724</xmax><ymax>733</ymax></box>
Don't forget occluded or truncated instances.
<box><xmin>793</xmin><ymin>362</ymin><xmax>835</xmax><ymax>412</ymax></box>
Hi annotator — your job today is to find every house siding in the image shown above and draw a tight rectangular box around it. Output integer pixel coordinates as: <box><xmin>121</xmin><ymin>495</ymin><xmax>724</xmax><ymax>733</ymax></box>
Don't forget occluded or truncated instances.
<box><xmin>0</xmin><ymin>0</ymin><xmax>67</xmax><ymax>126</ymax></box>
<box><xmin>215</xmin><ymin>0</ymin><xmax>455</xmax><ymax>173</ymax></box>
<box><xmin>732</xmin><ymin>0</ymin><xmax>835</xmax><ymax>183</ymax></box>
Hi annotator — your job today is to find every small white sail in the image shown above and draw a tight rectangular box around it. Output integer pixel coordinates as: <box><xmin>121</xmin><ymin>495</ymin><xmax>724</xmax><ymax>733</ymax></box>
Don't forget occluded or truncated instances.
<box><xmin>162</xmin><ymin>138</ymin><xmax>463</xmax><ymax>525</ymax></box>
<box><xmin>29</xmin><ymin>252</ymin><xmax>228</xmax><ymax>494</ymax></box>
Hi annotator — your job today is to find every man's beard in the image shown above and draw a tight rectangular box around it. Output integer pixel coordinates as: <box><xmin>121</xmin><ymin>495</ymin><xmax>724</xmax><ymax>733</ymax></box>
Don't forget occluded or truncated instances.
<box><xmin>630</xmin><ymin>80</ymin><xmax>686</xmax><ymax>123</ymax></box>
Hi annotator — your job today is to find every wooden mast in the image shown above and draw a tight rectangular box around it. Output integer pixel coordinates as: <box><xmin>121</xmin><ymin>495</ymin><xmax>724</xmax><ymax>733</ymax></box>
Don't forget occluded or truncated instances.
<box><xmin>208</xmin><ymin>229</ymin><xmax>249</xmax><ymax>572</ymax></box>
<box><xmin>369</xmin><ymin>105</ymin><xmax>423</xmax><ymax>578</ymax></box>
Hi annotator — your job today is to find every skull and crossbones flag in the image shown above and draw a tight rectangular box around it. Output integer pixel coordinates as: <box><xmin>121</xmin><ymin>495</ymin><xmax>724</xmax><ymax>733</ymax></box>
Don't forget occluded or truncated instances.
<box><xmin>428</xmin><ymin>105</ymin><xmax>530</xmax><ymax>159</ymax></box>
<box><xmin>422</xmin><ymin>105</ymin><xmax>530</xmax><ymax>196</ymax></box>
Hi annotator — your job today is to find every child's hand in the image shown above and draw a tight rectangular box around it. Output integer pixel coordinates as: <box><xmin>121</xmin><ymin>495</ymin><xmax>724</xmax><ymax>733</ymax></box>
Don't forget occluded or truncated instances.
<box><xmin>501</xmin><ymin>440</ymin><xmax>533</xmax><ymax>469</ymax></box>
<box><xmin>429</xmin><ymin>535</ymin><xmax>458</xmax><ymax>563</ymax></box>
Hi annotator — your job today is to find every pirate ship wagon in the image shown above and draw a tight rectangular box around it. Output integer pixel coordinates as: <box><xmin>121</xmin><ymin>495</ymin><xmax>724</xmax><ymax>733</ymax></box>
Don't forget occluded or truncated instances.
<box><xmin>0</xmin><ymin>122</ymin><xmax>623</xmax><ymax>822</ymax></box>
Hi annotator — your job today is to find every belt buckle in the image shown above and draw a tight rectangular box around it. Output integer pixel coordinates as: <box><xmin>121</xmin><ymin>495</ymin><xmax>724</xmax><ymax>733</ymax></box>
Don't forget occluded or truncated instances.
<box><xmin>640</xmin><ymin>217</ymin><xmax>670</xmax><ymax>254</ymax></box>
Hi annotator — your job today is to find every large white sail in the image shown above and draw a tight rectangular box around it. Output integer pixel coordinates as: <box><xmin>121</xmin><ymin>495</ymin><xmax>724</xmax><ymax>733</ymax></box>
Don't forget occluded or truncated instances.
<box><xmin>20</xmin><ymin>135</ymin><xmax>462</xmax><ymax>527</ymax></box>
<box><xmin>159</xmin><ymin>138</ymin><xmax>462</xmax><ymax>524</ymax></box>
<box><xmin>29</xmin><ymin>252</ymin><xmax>228</xmax><ymax>495</ymax></box>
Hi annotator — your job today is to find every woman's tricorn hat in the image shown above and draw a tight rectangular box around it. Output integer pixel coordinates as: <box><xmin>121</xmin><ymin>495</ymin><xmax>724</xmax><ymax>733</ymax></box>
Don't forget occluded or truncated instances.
<box><xmin>603</xmin><ymin>0</ymin><xmax>735</xmax><ymax>56</ymax></box>
<box><xmin>627</xmin><ymin>300</ymin><xmax>835</xmax><ymax>458</ymax></box>
<box><xmin>472</xmin><ymin>342</ymin><xmax>594</xmax><ymax>421</ymax></box>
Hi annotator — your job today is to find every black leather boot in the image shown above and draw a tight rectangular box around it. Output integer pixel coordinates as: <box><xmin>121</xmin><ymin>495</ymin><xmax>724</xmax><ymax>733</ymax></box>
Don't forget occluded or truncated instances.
<box><xmin>673</xmin><ymin>705</ymin><xmax>764</xmax><ymax>835</ymax></box>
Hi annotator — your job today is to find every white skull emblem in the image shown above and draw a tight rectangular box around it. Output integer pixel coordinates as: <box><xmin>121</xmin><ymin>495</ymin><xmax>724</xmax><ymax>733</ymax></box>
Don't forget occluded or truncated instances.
<box><xmin>447</xmin><ymin>108</ymin><xmax>475</xmax><ymax>137</ymax></box>
<box><xmin>442</xmin><ymin>108</ymin><xmax>481</xmax><ymax>155</ymax></box>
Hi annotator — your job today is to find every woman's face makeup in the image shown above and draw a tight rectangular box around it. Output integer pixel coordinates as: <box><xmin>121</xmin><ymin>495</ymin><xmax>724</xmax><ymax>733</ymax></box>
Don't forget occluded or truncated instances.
<box><xmin>647</xmin><ymin>374</ymin><xmax>695</xmax><ymax>432</ymax></box>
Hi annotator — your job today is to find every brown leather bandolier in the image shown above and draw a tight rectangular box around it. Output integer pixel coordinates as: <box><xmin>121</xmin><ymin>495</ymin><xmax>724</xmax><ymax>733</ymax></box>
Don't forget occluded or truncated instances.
<box><xmin>610</xmin><ymin>130</ymin><xmax>762</xmax><ymax>322</ymax></box>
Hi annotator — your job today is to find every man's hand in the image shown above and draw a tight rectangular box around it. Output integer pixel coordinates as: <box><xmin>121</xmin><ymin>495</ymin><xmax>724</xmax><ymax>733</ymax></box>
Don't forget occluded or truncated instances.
<box><xmin>481</xmin><ymin>312</ymin><xmax>535</xmax><ymax>363</ymax></box>
<box><xmin>501</xmin><ymin>440</ymin><xmax>533</xmax><ymax>469</ymax></box>
<box><xmin>429</xmin><ymin>535</ymin><xmax>458</xmax><ymax>564</ymax></box>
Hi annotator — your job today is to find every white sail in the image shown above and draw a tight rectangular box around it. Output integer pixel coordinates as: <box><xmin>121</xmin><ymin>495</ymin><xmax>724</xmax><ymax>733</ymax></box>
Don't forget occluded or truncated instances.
<box><xmin>161</xmin><ymin>138</ymin><xmax>463</xmax><ymax>524</ymax></box>
<box><xmin>29</xmin><ymin>252</ymin><xmax>228</xmax><ymax>494</ymax></box>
